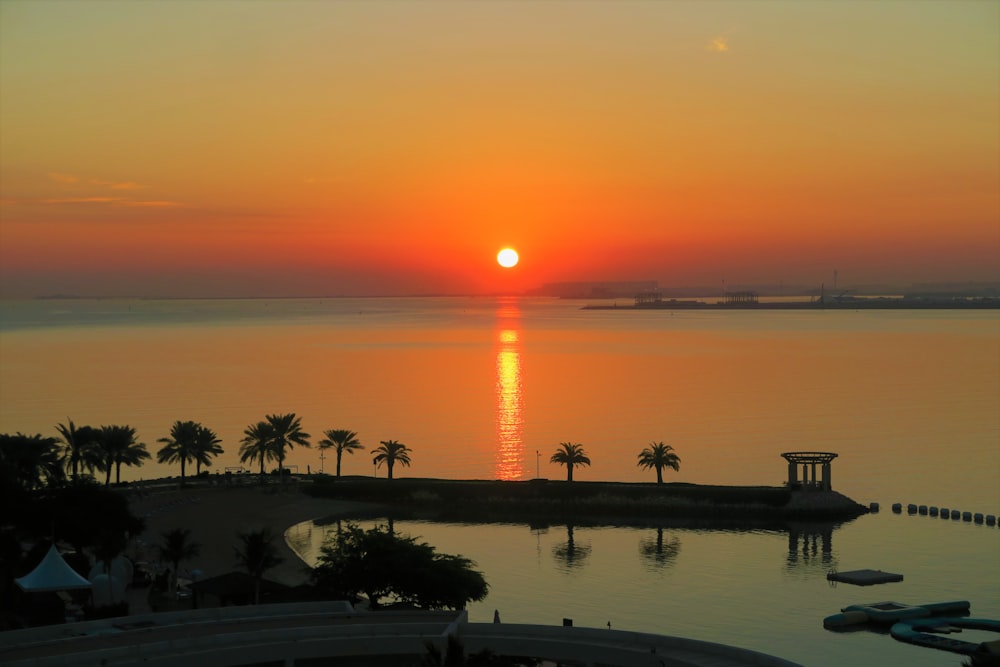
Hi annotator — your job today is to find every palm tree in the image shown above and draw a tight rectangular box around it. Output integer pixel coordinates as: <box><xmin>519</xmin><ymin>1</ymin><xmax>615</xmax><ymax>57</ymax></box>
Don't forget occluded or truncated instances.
<box><xmin>192</xmin><ymin>425</ymin><xmax>223</xmax><ymax>476</ymax></box>
<box><xmin>98</xmin><ymin>425</ymin><xmax>150</xmax><ymax>485</ymax></box>
<box><xmin>157</xmin><ymin>420</ymin><xmax>200</xmax><ymax>485</ymax></box>
<box><xmin>156</xmin><ymin>528</ymin><xmax>201</xmax><ymax>596</ymax></box>
<box><xmin>56</xmin><ymin>419</ymin><xmax>102</xmax><ymax>482</ymax></box>
<box><xmin>637</xmin><ymin>441</ymin><xmax>681</xmax><ymax>484</ymax></box>
<box><xmin>319</xmin><ymin>429</ymin><xmax>363</xmax><ymax>477</ymax></box>
<box><xmin>371</xmin><ymin>439</ymin><xmax>412</xmax><ymax>480</ymax></box>
<box><xmin>0</xmin><ymin>433</ymin><xmax>65</xmax><ymax>491</ymax></box>
<box><xmin>550</xmin><ymin>442</ymin><xmax>591</xmax><ymax>482</ymax></box>
<box><xmin>234</xmin><ymin>528</ymin><xmax>284</xmax><ymax>604</ymax></box>
<box><xmin>240</xmin><ymin>421</ymin><xmax>275</xmax><ymax>478</ymax></box>
<box><xmin>265</xmin><ymin>413</ymin><xmax>311</xmax><ymax>476</ymax></box>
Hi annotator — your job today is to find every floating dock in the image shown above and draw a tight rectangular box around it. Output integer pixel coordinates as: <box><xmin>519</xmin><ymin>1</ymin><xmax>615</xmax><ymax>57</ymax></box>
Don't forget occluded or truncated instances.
<box><xmin>827</xmin><ymin>569</ymin><xmax>904</xmax><ymax>586</ymax></box>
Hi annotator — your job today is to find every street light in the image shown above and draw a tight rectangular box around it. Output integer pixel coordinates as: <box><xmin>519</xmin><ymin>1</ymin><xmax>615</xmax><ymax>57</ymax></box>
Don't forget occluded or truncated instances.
<box><xmin>536</xmin><ymin>450</ymin><xmax>540</xmax><ymax>479</ymax></box>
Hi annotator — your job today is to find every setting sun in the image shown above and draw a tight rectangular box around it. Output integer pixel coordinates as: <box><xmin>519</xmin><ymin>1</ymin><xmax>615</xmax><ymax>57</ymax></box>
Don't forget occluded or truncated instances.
<box><xmin>497</xmin><ymin>248</ymin><xmax>519</xmax><ymax>268</ymax></box>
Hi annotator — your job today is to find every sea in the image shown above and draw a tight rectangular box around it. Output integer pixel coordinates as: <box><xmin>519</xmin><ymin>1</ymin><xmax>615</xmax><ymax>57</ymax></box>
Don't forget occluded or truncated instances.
<box><xmin>1</xmin><ymin>296</ymin><xmax>998</xmax><ymax>666</ymax></box>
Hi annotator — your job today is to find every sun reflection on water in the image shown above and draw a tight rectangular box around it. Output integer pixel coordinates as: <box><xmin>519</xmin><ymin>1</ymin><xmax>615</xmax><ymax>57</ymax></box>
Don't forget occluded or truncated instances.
<box><xmin>494</xmin><ymin>300</ymin><xmax>524</xmax><ymax>480</ymax></box>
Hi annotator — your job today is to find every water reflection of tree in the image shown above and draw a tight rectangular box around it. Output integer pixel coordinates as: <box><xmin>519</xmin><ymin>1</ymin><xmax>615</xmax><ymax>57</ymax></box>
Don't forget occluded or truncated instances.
<box><xmin>639</xmin><ymin>527</ymin><xmax>681</xmax><ymax>569</ymax></box>
<box><xmin>552</xmin><ymin>524</ymin><xmax>591</xmax><ymax>569</ymax></box>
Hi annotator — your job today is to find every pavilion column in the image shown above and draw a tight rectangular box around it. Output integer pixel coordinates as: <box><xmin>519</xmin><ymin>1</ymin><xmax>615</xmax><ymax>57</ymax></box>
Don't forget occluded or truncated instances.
<box><xmin>788</xmin><ymin>461</ymin><xmax>798</xmax><ymax>487</ymax></box>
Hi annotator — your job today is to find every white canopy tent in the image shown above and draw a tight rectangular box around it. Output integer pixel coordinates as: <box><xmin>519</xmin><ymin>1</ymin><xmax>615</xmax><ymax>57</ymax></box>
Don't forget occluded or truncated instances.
<box><xmin>15</xmin><ymin>544</ymin><xmax>92</xmax><ymax>592</ymax></box>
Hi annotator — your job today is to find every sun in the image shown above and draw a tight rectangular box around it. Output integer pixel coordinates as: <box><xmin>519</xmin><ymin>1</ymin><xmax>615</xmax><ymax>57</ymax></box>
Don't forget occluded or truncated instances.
<box><xmin>497</xmin><ymin>248</ymin><xmax>519</xmax><ymax>268</ymax></box>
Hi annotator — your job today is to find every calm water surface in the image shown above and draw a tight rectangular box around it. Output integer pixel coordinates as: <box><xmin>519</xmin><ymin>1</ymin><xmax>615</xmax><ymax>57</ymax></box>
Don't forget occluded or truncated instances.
<box><xmin>1</xmin><ymin>297</ymin><xmax>996</xmax><ymax>511</ymax></box>
<box><xmin>286</xmin><ymin>512</ymin><xmax>1000</xmax><ymax>667</ymax></box>
<box><xmin>2</xmin><ymin>297</ymin><xmax>998</xmax><ymax>665</ymax></box>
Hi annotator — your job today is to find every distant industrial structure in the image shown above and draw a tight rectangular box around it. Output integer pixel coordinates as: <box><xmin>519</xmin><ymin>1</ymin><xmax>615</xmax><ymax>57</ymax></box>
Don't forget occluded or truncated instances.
<box><xmin>529</xmin><ymin>280</ymin><xmax>659</xmax><ymax>299</ymax></box>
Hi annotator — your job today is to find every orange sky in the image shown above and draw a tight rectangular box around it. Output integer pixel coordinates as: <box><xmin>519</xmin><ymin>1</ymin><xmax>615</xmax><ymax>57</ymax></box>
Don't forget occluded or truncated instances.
<box><xmin>1</xmin><ymin>1</ymin><xmax>998</xmax><ymax>297</ymax></box>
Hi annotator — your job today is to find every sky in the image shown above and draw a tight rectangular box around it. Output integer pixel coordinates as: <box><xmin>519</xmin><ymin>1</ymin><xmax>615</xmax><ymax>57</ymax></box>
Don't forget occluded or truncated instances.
<box><xmin>1</xmin><ymin>0</ymin><xmax>998</xmax><ymax>297</ymax></box>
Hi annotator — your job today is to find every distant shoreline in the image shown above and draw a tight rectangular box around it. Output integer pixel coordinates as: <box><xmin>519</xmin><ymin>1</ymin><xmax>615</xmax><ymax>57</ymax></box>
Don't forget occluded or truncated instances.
<box><xmin>582</xmin><ymin>297</ymin><xmax>1000</xmax><ymax>310</ymax></box>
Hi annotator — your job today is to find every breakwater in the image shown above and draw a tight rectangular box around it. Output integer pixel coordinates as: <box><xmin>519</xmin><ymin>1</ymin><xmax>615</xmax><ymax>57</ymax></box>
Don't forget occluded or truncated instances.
<box><xmin>304</xmin><ymin>478</ymin><xmax>869</xmax><ymax>524</ymax></box>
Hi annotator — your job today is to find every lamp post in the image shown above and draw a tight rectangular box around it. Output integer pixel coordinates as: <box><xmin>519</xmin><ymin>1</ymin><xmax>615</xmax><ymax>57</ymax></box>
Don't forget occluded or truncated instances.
<box><xmin>536</xmin><ymin>450</ymin><xmax>540</xmax><ymax>479</ymax></box>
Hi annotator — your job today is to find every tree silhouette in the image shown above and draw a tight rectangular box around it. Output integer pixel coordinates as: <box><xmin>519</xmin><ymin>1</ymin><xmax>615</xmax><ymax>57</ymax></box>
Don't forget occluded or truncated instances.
<box><xmin>234</xmin><ymin>528</ymin><xmax>284</xmax><ymax>604</ymax></box>
<box><xmin>240</xmin><ymin>421</ymin><xmax>275</xmax><ymax>478</ymax></box>
<box><xmin>319</xmin><ymin>429</ymin><xmax>363</xmax><ymax>477</ymax></box>
<box><xmin>99</xmin><ymin>425</ymin><xmax>149</xmax><ymax>485</ymax></box>
<box><xmin>157</xmin><ymin>421</ymin><xmax>200</xmax><ymax>485</ymax></box>
<box><xmin>264</xmin><ymin>413</ymin><xmax>310</xmax><ymax>476</ymax></box>
<box><xmin>56</xmin><ymin>419</ymin><xmax>102</xmax><ymax>482</ymax></box>
<box><xmin>372</xmin><ymin>440</ymin><xmax>412</xmax><ymax>480</ymax></box>
<box><xmin>636</xmin><ymin>441</ymin><xmax>681</xmax><ymax>484</ymax></box>
<box><xmin>192</xmin><ymin>425</ymin><xmax>223</xmax><ymax>476</ymax></box>
<box><xmin>157</xmin><ymin>528</ymin><xmax>201</xmax><ymax>596</ymax></box>
<box><xmin>0</xmin><ymin>432</ymin><xmax>64</xmax><ymax>492</ymax></box>
<box><xmin>549</xmin><ymin>442</ymin><xmax>590</xmax><ymax>482</ymax></box>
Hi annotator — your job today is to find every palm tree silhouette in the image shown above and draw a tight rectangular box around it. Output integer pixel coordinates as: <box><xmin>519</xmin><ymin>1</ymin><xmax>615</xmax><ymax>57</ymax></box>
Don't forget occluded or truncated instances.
<box><xmin>157</xmin><ymin>528</ymin><xmax>200</xmax><ymax>596</ymax></box>
<box><xmin>234</xmin><ymin>528</ymin><xmax>284</xmax><ymax>604</ymax></box>
<box><xmin>264</xmin><ymin>413</ymin><xmax>310</xmax><ymax>477</ymax></box>
<box><xmin>157</xmin><ymin>421</ymin><xmax>200</xmax><ymax>485</ymax></box>
<box><xmin>550</xmin><ymin>442</ymin><xmax>591</xmax><ymax>482</ymax></box>
<box><xmin>240</xmin><ymin>421</ymin><xmax>275</xmax><ymax>479</ymax></box>
<box><xmin>371</xmin><ymin>439</ymin><xmax>412</xmax><ymax>480</ymax></box>
<box><xmin>319</xmin><ymin>429</ymin><xmax>363</xmax><ymax>477</ymax></box>
<box><xmin>192</xmin><ymin>425</ymin><xmax>223</xmax><ymax>477</ymax></box>
<box><xmin>637</xmin><ymin>441</ymin><xmax>681</xmax><ymax>484</ymax></box>
<box><xmin>56</xmin><ymin>419</ymin><xmax>102</xmax><ymax>482</ymax></box>
<box><xmin>0</xmin><ymin>433</ymin><xmax>64</xmax><ymax>491</ymax></box>
<box><xmin>99</xmin><ymin>425</ymin><xmax>150</xmax><ymax>485</ymax></box>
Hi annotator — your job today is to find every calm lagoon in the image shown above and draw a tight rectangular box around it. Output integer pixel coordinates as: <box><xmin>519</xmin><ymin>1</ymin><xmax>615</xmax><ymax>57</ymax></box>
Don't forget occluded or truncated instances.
<box><xmin>286</xmin><ymin>511</ymin><xmax>1000</xmax><ymax>667</ymax></box>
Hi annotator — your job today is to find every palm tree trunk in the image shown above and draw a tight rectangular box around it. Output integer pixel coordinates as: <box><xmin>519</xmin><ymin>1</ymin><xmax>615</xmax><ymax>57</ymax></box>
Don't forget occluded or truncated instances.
<box><xmin>656</xmin><ymin>466</ymin><xmax>663</xmax><ymax>484</ymax></box>
<box><xmin>387</xmin><ymin>462</ymin><xmax>394</xmax><ymax>480</ymax></box>
<box><xmin>116</xmin><ymin>462</ymin><xmax>122</xmax><ymax>485</ymax></box>
<box><xmin>336</xmin><ymin>453</ymin><xmax>342</xmax><ymax>478</ymax></box>
<box><xmin>567</xmin><ymin>464</ymin><xmax>574</xmax><ymax>482</ymax></box>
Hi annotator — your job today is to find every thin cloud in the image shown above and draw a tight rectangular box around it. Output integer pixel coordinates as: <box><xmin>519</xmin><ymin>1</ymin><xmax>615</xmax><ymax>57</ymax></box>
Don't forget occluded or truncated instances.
<box><xmin>48</xmin><ymin>172</ymin><xmax>79</xmax><ymax>184</ymax></box>
<box><xmin>120</xmin><ymin>200</ymin><xmax>181</xmax><ymax>208</ymax></box>
<box><xmin>709</xmin><ymin>36</ymin><xmax>730</xmax><ymax>53</ymax></box>
<box><xmin>43</xmin><ymin>197</ymin><xmax>121</xmax><ymax>205</ymax></box>
<box><xmin>40</xmin><ymin>197</ymin><xmax>181</xmax><ymax>208</ymax></box>
<box><xmin>92</xmin><ymin>179</ymin><xmax>146</xmax><ymax>190</ymax></box>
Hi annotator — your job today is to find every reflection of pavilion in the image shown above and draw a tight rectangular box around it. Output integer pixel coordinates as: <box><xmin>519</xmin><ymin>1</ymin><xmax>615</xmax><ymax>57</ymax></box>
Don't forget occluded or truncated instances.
<box><xmin>494</xmin><ymin>299</ymin><xmax>524</xmax><ymax>480</ymax></box>
<box><xmin>786</xmin><ymin>522</ymin><xmax>837</xmax><ymax>569</ymax></box>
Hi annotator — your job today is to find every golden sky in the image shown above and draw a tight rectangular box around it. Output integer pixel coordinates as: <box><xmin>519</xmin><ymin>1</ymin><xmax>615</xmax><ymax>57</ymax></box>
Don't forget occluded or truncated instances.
<box><xmin>1</xmin><ymin>0</ymin><xmax>998</xmax><ymax>297</ymax></box>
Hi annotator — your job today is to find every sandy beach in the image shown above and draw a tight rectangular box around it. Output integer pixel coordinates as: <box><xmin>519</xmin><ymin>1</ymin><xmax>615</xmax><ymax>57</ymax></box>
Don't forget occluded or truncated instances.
<box><xmin>126</xmin><ymin>481</ymin><xmax>370</xmax><ymax>598</ymax></box>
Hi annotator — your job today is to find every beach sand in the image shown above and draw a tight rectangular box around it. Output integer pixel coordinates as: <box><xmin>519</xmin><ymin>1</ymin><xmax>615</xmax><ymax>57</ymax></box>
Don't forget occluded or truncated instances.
<box><xmin>125</xmin><ymin>480</ymin><xmax>371</xmax><ymax>611</ymax></box>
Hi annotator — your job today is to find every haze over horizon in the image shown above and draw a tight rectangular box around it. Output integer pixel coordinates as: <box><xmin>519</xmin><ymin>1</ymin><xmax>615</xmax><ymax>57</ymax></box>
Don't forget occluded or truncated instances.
<box><xmin>1</xmin><ymin>1</ymin><xmax>998</xmax><ymax>299</ymax></box>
